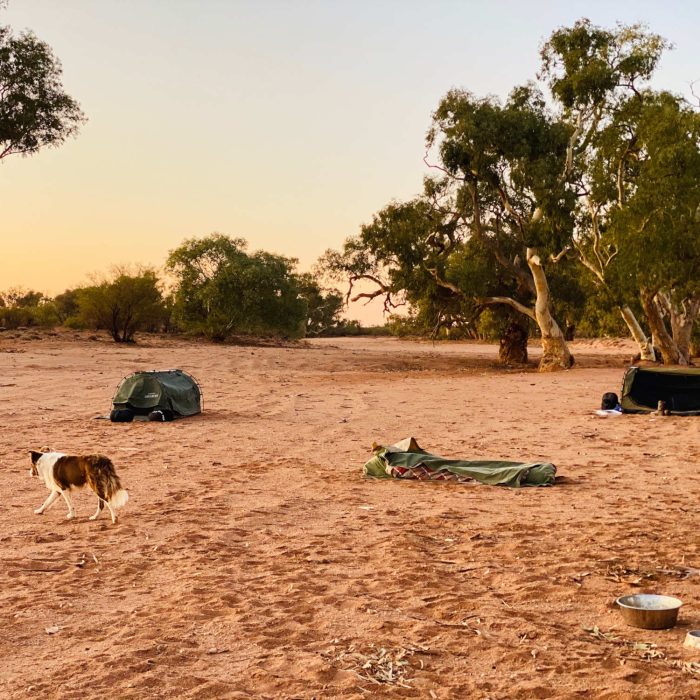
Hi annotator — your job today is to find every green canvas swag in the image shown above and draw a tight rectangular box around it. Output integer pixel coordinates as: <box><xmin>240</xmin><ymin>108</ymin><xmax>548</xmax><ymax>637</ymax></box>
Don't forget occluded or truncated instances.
<box><xmin>620</xmin><ymin>366</ymin><xmax>700</xmax><ymax>415</ymax></box>
<box><xmin>112</xmin><ymin>370</ymin><xmax>202</xmax><ymax>418</ymax></box>
<box><xmin>364</xmin><ymin>437</ymin><xmax>556</xmax><ymax>487</ymax></box>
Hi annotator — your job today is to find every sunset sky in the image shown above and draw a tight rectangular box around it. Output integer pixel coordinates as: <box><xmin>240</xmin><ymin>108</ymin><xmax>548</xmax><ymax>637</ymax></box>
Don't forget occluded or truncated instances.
<box><xmin>1</xmin><ymin>0</ymin><xmax>698</xmax><ymax>323</ymax></box>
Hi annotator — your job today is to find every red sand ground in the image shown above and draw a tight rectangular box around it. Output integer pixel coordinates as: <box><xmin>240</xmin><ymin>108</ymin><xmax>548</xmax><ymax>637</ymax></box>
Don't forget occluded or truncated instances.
<box><xmin>1</xmin><ymin>331</ymin><xmax>699</xmax><ymax>699</ymax></box>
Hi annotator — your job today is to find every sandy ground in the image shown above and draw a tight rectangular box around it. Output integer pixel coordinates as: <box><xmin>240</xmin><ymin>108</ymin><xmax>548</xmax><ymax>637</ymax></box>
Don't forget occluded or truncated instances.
<box><xmin>1</xmin><ymin>331</ymin><xmax>700</xmax><ymax>699</ymax></box>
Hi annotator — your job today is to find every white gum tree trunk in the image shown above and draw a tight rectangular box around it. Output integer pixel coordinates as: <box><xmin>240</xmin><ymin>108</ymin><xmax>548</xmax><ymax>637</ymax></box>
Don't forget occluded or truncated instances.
<box><xmin>658</xmin><ymin>291</ymin><xmax>700</xmax><ymax>365</ymax></box>
<box><xmin>526</xmin><ymin>248</ymin><xmax>573</xmax><ymax>372</ymax></box>
<box><xmin>619</xmin><ymin>305</ymin><xmax>656</xmax><ymax>361</ymax></box>
<box><xmin>639</xmin><ymin>288</ymin><xmax>683</xmax><ymax>365</ymax></box>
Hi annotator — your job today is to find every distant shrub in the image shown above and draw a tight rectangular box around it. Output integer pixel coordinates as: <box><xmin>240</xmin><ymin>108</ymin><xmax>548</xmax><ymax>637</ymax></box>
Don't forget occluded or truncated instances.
<box><xmin>53</xmin><ymin>289</ymin><xmax>80</xmax><ymax>323</ymax></box>
<box><xmin>167</xmin><ymin>234</ymin><xmax>309</xmax><ymax>342</ymax></box>
<box><xmin>0</xmin><ymin>306</ymin><xmax>34</xmax><ymax>329</ymax></box>
<box><xmin>76</xmin><ymin>267</ymin><xmax>165</xmax><ymax>343</ymax></box>
<box><xmin>0</xmin><ymin>302</ymin><xmax>58</xmax><ymax>329</ymax></box>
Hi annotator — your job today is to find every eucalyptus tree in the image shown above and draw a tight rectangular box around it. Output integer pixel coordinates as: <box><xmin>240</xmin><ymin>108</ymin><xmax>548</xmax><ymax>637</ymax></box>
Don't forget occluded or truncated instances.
<box><xmin>0</xmin><ymin>24</ymin><xmax>85</xmax><ymax>160</ymax></box>
<box><xmin>297</xmin><ymin>273</ymin><xmax>345</xmax><ymax>337</ymax></box>
<box><xmin>607</xmin><ymin>93</ymin><xmax>700</xmax><ymax>364</ymax></box>
<box><xmin>327</xmin><ymin>87</ymin><xmax>577</xmax><ymax>371</ymax></box>
<box><xmin>322</xmin><ymin>195</ymin><xmax>535</xmax><ymax>362</ymax></box>
<box><xmin>539</xmin><ymin>20</ymin><xmax>700</xmax><ymax>362</ymax></box>
<box><xmin>422</xmin><ymin>86</ymin><xmax>578</xmax><ymax>370</ymax></box>
<box><xmin>167</xmin><ymin>234</ymin><xmax>309</xmax><ymax>341</ymax></box>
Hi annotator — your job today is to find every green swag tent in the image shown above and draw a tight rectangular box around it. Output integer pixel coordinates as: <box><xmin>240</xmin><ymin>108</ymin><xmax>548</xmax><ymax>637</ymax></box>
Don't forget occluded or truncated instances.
<box><xmin>621</xmin><ymin>366</ymin><xmax>700</xmax><ymax>415</ymax></box>
<box><xmin>112</xmin><ymin>370</ymin><xmax>202</xmax><ymax>418</ymax></box>
<box><xmin>364</xmin><ymin>438</ymin><xmax>556</xmax><ymax>487</ymax></box>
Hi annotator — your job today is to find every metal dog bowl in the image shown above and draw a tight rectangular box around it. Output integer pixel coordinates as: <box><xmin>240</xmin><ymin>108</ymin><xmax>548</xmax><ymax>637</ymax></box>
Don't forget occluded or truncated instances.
<box><xmin>684</xmin><ymin>630</ymin><xmax>700</xmax><ymax>651</ymax></box>
<box><xmin>616</xmin><ymin>594</ymin><xmax>683</xmax><ymax>630</ymax></box>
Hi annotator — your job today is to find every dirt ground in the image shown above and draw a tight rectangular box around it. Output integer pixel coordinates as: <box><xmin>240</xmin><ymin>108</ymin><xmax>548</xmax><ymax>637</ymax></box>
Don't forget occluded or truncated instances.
<box><xmin>1</xmin><ymin>331</ymin><xmax>700</xmax><ymax>699</ymax></box>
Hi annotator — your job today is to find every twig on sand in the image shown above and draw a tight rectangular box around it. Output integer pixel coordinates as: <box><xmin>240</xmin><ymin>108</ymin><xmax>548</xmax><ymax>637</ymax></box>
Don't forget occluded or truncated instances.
<box><xmin>5</xmin><ymin>558</ymin><xmax>67</xmax><ymax>573</ymax></box>
<box><xmin>323</xmin><ymin>643</ymin><xmax>429</xmax><ymax>687</ymax></box>
<box><xmin>583</xmin><ymin>626</ymin><xmax>700</xmax><ymax>676</ymax></box>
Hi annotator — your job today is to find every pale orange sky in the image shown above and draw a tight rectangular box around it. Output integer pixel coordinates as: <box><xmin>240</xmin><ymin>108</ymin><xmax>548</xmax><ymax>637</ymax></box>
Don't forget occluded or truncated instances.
<box><xmin>1</xmin><ymin>1</ymin><xmax>697</xmax><ymax>324</ymax></box>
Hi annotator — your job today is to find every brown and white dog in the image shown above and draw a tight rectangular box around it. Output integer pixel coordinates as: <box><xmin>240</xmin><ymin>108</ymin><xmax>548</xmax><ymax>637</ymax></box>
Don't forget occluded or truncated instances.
<box><xmin>29</xmin><ymin>451</ymin><xmax>129</xmax><ymax>524</ymax></box>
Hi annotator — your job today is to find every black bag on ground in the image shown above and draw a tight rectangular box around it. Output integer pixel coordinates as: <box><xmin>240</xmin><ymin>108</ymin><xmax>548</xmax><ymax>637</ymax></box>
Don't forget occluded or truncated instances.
<box><xmin>148</xmin><ymin>409</ymin><xmax>175</xmax><ymax>422</ymax></box>
<box><xmin>601</xmin><ymin>392</ymin><xmax>619</xmax><ymax>410</ymax></box>
<box><xmin>110</xmin><ymin>408</ymin><xmax>135</xmax><ymax>423</ymax></box>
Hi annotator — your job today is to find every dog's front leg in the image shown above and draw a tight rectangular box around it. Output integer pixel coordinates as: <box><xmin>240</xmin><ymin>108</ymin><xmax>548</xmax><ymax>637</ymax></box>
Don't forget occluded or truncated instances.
<box><xmin>35</xmin><ymin>490</ymin><xmax>60</xmax><ymax>515</ymax></box>
<box><xmin>59</xmin><ymin>490</ymin><xmax>76</xmax><ymax>519</ymax></box>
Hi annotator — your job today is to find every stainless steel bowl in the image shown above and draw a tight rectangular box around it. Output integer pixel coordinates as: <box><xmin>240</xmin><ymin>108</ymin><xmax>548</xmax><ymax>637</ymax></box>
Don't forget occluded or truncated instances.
<box><xmin>616</xmin><ymin>594</ymin><xmax>683</xmax><ymax>630</ymax></box>
<box><xmin>684</xmin><ymin>630</ymin><xmax>700</xmax><ymax>651</ymax></box>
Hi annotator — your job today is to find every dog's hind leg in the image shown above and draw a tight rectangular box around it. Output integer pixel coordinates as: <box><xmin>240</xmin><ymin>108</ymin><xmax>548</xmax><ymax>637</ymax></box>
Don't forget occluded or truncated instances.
<box><xmin>60</xmin><ymin>490</ymin><xmax>76</xmax><ymax>520</ymax></box>
<box><xmin>104</xmin><ymin>500</ymin><xmax>118</xmax><ymax>525</ymax></box>
<box><xmin>89</xmin><ymin>498</ymin><xmax>105</xmax><ymax>521</ymax></box>
<box><xmin>34</xmin><ymin>490</ymin><xmax>60</xmax><ymax>515</ymax></box>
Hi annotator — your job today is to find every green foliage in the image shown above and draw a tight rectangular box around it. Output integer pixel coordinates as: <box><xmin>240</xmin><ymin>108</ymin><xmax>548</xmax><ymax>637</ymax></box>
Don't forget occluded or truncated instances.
<box><xmin>323</xmin><ymin>87</ymin><xmax>573</xmax><ymax>354</ymax></box>
<box><xmin>0</xmin><ymin>287</ymin><xmax>45</xmax><ymax>307</ymax></box>
<box><xmin>76</xmin><ymin>268</ymin><xmax>165</xmax><ymax>343</ymax></box>
<box><xmin>428</xmin><ymin>85</ymin><xmax>575</xmax><ymax>252</ymax></box>
<box><xmin>53</xmin><ymin>288</ymin><xmax>80</xmax><ymax>324</ymax></box>
<box><xmin>326</xmin><ymin>18</ymin><xmax>698</xmax><ymax>354</ymax></box>
<box><xmin>607</xmin><ymin>93</ymin><xmax>700</xmax><ymax>296</ymax></box>
<box><xmin>167</xmin><ymin>234</ymin><xmax>308</xmax><ymax>341</ymax></box>
<box><xmin>0</xmin><ymin>305</ymin><xmax>37</xmax><ymax>328</ymax></box>
<box><xmin>386</xmin><ymin>312</ymin><xmax>428</xmax><ymax>338</ymax></box>
<box><xmin>541</xmin><ymin>19</ymin><xmax>668</xmax><ymax>110</ymax></box>
<box><xmin>477</xmin><ymin>309</ymin><xmax>512</xmax><ymax>342</ymax></box>
<box><xmin>356</xmin><ymin>323</ymin><xmax>392</xmax><ymax>337</ymax></box>
<box><xmin>540</xmin><ymin>19</ymin><xmax>700</xmax><ymax>355</ymax></box>
<box><xmin>575</xmin><ymin>295</ymin><xmax>629</xmax><ymax>338</ymax></box>
<box><xmin>297</xmin><ymin>273</ymin><xmax>345</xmax><ymax>336</ymax></box>
<box><xmin>0</xmin><ymin>15</ymin><xmax>84</xmax><ymax>328</ymax></box>
<box><xmin>320</xmin><ymin>199</ymin><xmax>439</xmax><ymax>311</ymax></box>
<box><xmin>0</xmin><ymin>25</ymin><xmax>85</xmax><ymax>159</ymax></box>
<box><xmin>0</xmin><ymin>287</ymin><xmax>55</xmax><ymax>328</ymax></box>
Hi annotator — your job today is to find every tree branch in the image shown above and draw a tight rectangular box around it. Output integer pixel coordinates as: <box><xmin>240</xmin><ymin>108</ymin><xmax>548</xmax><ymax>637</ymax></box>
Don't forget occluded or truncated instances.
<box><xmin>425</xmin><ymin>268</ymin><xmax>465</xmax><ymax>297</ymax></box>
<box><xmin>573</xmin><ymin>242</ymin><xmax>606</xmax><ymax>286</ymax></box>
<box><xmin>423</xmin><ymin>151</ymin><xmax>463</xmax><ymax>181</ymax></box>
<box><xmin>550</xmin><ymin>247</ymin><xmax>569</xmax><ymax>264</ymax></box>
<box><xmin>564</xmin><ymin>111</ymin><xmax>583</xmax><ymax>178</ymax></box>
<box><xmin>346</xmin><ymin>273</ymin><xmax>391</xmax><ymax>305</ymax></box>
<box><xmin>478</xmin><ymin>296</ymin><xmax>537</xmax><ymax>321</ymax></box>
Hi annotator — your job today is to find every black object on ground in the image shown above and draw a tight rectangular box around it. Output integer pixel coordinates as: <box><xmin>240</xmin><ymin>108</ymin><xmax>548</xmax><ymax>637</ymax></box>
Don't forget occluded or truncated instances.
<box><xmin>110</xmin><ymin>408</ymin><xmax>135</xmax><ymax>423</ymax></box>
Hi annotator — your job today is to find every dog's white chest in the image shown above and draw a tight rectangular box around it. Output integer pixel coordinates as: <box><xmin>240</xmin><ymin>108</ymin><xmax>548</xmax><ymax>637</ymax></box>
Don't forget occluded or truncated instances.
<box><xmin>37</xmin><ymin>452</ymin><xmax>65</xmax><ymax>490</ymax></box>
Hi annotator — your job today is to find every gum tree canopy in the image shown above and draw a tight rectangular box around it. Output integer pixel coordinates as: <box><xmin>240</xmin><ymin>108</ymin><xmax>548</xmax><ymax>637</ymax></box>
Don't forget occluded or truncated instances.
<box><xmin>0</xmin><ymin>23</ymin><xmax>85</xmax><ymax>160</ymax></box>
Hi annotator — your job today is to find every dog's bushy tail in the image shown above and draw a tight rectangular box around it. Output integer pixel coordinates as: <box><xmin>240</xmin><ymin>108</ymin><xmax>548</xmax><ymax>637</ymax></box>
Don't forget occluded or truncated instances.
<box><xmin>85</xmin><ymin>455</ymin><xmax>129</xmax><ymax>509</ymax></box>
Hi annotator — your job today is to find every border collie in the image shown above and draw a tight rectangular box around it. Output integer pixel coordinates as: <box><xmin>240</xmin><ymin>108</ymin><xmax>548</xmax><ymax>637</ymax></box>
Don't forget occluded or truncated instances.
<box><xmin>29</xmin><ymin>451</ymin><xmax>129</xmax><ymax>524</ymax></box>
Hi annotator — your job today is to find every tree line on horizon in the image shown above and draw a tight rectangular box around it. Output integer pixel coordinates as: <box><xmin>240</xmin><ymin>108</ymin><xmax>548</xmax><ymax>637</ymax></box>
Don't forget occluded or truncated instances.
<box><xmin>2</xmin><ymin>11</ymin><xmax>699</xmax><ymax>362</ymax></box>
<box><xmin>0</xmin><ymin>233</ymin><xmax>358</xmax><ymax>342</ymax></box>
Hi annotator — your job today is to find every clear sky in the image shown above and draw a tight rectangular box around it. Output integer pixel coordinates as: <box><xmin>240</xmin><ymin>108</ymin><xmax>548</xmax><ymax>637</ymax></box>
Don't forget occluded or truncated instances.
<box><xmin>1</xmin><ymin>0</ymin><xmax>698</xmax><ymax>322</ymax></box>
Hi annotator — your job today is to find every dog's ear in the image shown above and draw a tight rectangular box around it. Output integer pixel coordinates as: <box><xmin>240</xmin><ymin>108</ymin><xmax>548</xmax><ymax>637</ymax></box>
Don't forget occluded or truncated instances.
<box><xmin>29</xmin><ymin>450</ymin><xmax>43</xmax><ymax>465</ymax></box>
